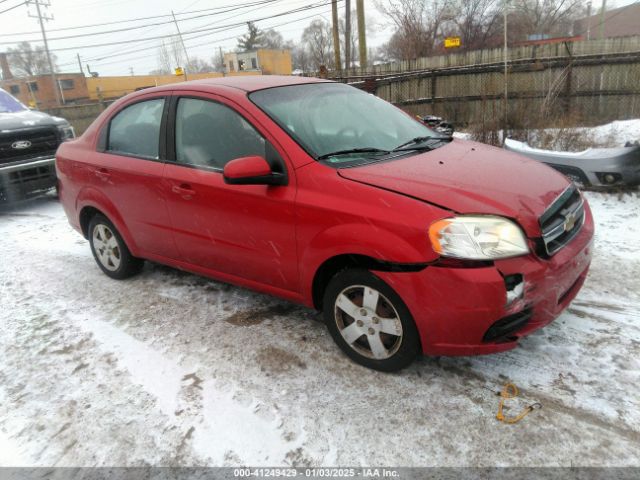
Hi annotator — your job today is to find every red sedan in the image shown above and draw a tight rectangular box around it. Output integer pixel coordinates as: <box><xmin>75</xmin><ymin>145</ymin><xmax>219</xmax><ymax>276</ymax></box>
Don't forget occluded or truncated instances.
<box><xmin>56</xmin><ymin>76</ymin><xmax>594</xmax><ymax>371</ymax></box>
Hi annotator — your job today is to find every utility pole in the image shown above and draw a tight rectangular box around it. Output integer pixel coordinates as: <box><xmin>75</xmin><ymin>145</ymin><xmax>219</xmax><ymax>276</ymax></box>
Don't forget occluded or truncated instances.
<box><xmin>331</xmin><ymin>0</ymin><xmax>341</xmax><ymax>72</ymax></box>
<box><xmin>171</xmin><ymin>10</ymin><xmax>190</xmax><ymax>80</ymax></box>
<box><xmin>76</xmin><ymin>53</ymin><xmax>83</xmax><ymax>75</ymax></box>
<box><xmin>503</xmin><ymin>0</ymin><xmax>508</xmax><ymax>137</ymax></box>
<box><xmin>27</xmin><ymin>0</ymin><xmax>60</xmax><ymax>106</ymax></box>
<box><xmin>219</xmin><ymin>46</ymin><xmax>224</xmax><ymax>72</ymax></box>
<box><xmin>586</xmin><ymin>1</ymin><xmax>592</xmax><ymax>40</ymax></box>
<box><xmin>344</xmin><ymin>0</ymin><xmax>351</xmax><ymax>70</ymax></box>
<box><xmin>599</xmin><ymin>0</ymin><xmax>607</xmax><ymax>40</ymax></box>
<box><xmin>356</xmin><ymin>0</ymin><xmax>367</xmax><ymax>70</ymax></box>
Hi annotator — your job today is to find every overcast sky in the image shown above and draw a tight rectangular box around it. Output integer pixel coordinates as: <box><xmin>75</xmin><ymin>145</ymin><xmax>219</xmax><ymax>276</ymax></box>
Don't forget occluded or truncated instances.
<box><xmin>0</xmin><ymin>0</ymin><xmax>636</xmax><ymax>77</ymax></box>
<box><xmin>0</xmin><ymin>0</ymin><xmax>391</xmax><ymax>76</ymax></box>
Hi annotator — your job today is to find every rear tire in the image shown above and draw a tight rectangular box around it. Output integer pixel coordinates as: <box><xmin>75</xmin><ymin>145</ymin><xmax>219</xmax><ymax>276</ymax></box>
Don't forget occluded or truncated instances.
<box><xmin>88</xmin><ymin>214</ymin><xmax>143</xmax><ymax>279</ymax></box>
<box><xmin>322</xmin><ymin>268</ymin><xmax>421</xmax><ymax>372</ymax></box>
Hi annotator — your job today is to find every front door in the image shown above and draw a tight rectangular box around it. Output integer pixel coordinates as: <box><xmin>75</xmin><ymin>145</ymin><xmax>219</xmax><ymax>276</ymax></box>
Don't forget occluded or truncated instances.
<box><xmin>162</xmin><ymin>94</ymin><xmax>298</xmax><ymax>292</ymax></box>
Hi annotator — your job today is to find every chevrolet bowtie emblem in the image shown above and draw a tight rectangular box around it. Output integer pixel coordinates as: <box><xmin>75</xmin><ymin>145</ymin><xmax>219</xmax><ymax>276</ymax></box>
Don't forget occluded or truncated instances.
<box><xmin>563</xmin><ymin>213</ymin><xmax>576</xmax><ymax>232</ymax></box>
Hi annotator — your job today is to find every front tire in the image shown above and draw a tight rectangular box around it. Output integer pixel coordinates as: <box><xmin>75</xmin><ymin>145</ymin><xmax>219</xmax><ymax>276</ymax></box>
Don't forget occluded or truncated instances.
<box><xmin>322</xmin><ymin>268</ymin><xmax>421</xmax><ymax>372</ymax></box>
<box><xmin>88</xmin><ymin>214</ymin><xmax>143</xmax><ymax>279</ymax></box>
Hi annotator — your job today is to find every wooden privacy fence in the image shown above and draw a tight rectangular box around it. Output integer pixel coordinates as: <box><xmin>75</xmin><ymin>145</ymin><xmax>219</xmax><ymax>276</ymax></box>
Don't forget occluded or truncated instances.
<box><xmin>331</xmin><ymin>37</ymin><xmax>640</xmax><ymax>127</ymax></box>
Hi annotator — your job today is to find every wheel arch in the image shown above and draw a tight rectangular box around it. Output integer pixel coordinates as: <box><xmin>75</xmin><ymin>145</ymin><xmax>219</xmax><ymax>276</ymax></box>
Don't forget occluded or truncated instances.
<box><xmin>79</xmin><ymin>205</ymin><xmax>102</xmax><ymax>238</ymax></box>
<box><xmin>311</xmin><ymin>254</ymin><xmax>426</xmax><ymax>310</ymax></box>
<box><xmin>76</xmin><ymin>187</ymin><xmax>140</xmax><ymax>256</ymax></box>
<box><xmin>301</xmin><ymin>223</ymin><xmax>431</xmax><ymax>310</ymax></box>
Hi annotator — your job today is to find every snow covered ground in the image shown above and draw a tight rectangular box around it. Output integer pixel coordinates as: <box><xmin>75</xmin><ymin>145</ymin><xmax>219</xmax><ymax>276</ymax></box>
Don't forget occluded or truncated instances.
<box><xmin>454</xmin><ymin>118</ymin><xmax>640</xmax><ymax>149</ymax></box>
<box><xmin>0</xmin><ymin>191</ymin><xmax>639</xmax><ymax>467</ymax></box>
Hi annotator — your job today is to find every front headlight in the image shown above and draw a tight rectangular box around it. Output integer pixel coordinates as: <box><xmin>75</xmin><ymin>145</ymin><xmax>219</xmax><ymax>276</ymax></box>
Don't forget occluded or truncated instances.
<box><xmin>57</xmin><ymin>124</ymin><xmax>75</xmax><ymax>141</ymax></box>
<box><xmin>429</xmin><ymin>216</ymin><xmax>529</xmax><ymax>260</ymax></box>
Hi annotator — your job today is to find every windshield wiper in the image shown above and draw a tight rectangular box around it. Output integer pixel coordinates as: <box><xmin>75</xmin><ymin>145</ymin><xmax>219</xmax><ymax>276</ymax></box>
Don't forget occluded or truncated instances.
<box><xmin>392</xmin><ymin>136</ymin><xmax>451</xmax><ymax>152</ymax></box>
<box><xmin>317</xmin><ymin>147</ymin><xmax>390</xmax><ymax>160</ymax></box>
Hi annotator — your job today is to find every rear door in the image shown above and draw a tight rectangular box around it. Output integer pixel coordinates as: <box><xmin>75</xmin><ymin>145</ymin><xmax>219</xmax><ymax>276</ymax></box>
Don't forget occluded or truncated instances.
<box><xmin>91</xmin><ymin>95</ymin><xmax>178</xmax><ymax>259</ymax></box>
<box><xmin>162</xmin><ymin>92</ymin><xmax>299</xmax><ymax>292</ymax></box>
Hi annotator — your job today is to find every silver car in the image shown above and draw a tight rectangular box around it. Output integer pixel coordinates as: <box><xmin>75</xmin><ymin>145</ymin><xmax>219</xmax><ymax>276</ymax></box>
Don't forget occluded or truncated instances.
<box><xmin>504</xmin><ymin>138</ymin><xmax>640</xmax><ymax>188</ymax></box>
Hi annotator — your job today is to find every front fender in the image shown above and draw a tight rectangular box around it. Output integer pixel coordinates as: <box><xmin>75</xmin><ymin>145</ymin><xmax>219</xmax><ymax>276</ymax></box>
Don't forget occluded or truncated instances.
<box><xmin>76</xmin><ymin>186</ymin><xmax>140</xmax><ymax>256</ymax></box>
<box><xmin>300</xmin><ymin>222</ymin><xmax>430</xmax><ymax>303</ymax></box>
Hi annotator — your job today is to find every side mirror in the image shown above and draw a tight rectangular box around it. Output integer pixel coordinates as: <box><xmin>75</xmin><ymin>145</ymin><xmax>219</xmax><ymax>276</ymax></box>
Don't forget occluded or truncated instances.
<box><xmin>223</xmin><ymin>156</ymin><xmax>287</xmax><ymax>186</ymax></box>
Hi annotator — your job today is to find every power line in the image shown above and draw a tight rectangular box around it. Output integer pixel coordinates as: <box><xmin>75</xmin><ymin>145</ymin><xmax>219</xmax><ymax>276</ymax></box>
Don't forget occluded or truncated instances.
<box><xmin>9</xmin><ymin>0</ymin><xmax>335</xmax><ymax>53</ymax></box>
<box><xmin>58</xmin><ymin>0</ymin><xmax>310</xmax><ymax>66</ymax></box>
<box><xmin>60</xmin><ymin>0</ymin><xmax>268</xmax><ymax>68</ymax></box>
<box><xmin>0</xmin><ymin>0</ymin><xmax>281</xmax><ymax>43</ymax></box>
<box><xmin>0</xmin><ymin>0</ymin><xmax>283</xmax><ymax>36</ymax></box>
<box><xmin>64</xmin><ymin>5</ymin><xmax>336</xmax><ymax>70</ymax></box>
<box><xmin>0</xmin><ymin>1</ymin><xmax>26</xmax><ymax>14</ymax></box>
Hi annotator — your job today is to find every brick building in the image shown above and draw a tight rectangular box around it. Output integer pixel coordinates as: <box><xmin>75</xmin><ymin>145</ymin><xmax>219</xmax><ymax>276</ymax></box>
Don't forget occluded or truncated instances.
<box><xmin>0</xmin><ymin>53</ymin><xmax>89</xmax><ymax>109</ymax></box>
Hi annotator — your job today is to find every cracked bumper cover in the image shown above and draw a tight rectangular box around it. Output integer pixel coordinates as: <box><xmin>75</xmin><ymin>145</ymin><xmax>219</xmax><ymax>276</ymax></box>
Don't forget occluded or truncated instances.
<box><xmin>376</xmin><ymin>202</ymin><xmax>595</xmax><ymax>356</ymax></box>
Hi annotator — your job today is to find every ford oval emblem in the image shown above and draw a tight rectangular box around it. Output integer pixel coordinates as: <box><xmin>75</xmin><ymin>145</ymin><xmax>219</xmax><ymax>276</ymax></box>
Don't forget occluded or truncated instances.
<box><xmin>11</xmin><ymin>140</ymin><xmax>32</xmax><ymax>150</ymax></box>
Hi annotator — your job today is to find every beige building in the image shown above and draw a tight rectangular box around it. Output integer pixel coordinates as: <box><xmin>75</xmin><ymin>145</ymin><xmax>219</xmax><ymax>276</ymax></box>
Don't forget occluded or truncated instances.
<box><xmin>223</xmin><ymin>49</ymin><xmax>292</xmax><ymax>75</ymax></box>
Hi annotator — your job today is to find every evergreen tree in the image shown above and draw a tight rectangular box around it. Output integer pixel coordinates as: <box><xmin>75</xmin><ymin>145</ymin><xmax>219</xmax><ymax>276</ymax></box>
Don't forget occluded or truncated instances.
<box><xmin>237</xmin><ymin>22</ymin><xmax>265</xmax><ymax>51</ymax></box>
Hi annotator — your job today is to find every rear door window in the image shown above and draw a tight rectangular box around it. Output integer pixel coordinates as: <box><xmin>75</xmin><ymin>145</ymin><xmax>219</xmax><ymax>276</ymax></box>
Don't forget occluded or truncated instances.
<box><xmin>107</xmin><ymin>98</ymin><xmax>165</xmax><ymax>159</ymax></box>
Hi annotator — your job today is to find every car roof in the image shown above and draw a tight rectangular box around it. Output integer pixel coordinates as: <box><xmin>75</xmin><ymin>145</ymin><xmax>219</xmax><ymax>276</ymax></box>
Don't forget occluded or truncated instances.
<box><xmin>165</xmin><ymin>75</ymin><xmax>333</xmax><ymax>93</ymax></box>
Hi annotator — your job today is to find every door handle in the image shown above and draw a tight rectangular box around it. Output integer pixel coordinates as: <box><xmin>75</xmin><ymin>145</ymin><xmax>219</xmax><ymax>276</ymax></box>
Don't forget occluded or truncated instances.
<box><xmin>94</xmin><ymin>168</ymin><xmax>111</xmax><ymax>180</ymax></box>
<box><xmin>172</xmin><ymin>183</ymin><xmax>196</xmax><ymax>199</ymax></box>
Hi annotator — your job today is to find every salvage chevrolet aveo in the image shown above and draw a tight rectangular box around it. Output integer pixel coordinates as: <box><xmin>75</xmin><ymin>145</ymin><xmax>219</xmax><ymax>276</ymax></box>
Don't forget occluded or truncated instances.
<box><xmin>56</xmin><ymin>76</ymin><xmax>594</xmax><ymax>371</ymax></box>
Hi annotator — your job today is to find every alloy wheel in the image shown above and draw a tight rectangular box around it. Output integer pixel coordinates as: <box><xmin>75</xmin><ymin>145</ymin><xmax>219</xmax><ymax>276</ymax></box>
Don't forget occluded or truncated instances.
<box><xmin>92</xmin><ymin>224</ymin><xmax>121</xmax><ymax>272</ymax></box>
<box><xmin>334</xmin><ymin>285</ymin><xmax>403</xmax><ymax>360</ymax></box>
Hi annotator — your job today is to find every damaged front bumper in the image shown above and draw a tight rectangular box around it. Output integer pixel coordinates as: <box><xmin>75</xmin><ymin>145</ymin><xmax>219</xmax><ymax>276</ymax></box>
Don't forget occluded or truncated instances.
<box><xmin>376</xmin><ymin>202</ymin><xmax>595</xmax><ymax>356</ymax></box>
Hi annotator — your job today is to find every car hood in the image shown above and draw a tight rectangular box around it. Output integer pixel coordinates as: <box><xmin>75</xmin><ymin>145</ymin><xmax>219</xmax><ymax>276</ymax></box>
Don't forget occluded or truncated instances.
<box><xmin>337</xmin><ymin>139</ymin><xmax>571</xmax><ymax>236</ymax></box>
<box><xmin>0</xmin><ymin>109</ymin><xmax>67</xmax><ymax>131</ymax></box>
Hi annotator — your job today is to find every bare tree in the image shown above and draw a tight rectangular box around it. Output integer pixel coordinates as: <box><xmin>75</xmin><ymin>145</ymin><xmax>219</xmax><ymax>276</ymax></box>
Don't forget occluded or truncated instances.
<box><xmin>211</xmin><ymin>52</ymin><xmax>225</xmax><ymax>72</ymax></box>
<box><xmin>302</xmin><ymin>19</ymin><xmax>334</xmax><ymax>69</ymax></box>
<box><xmin>7</xmin><ymin>41</ymin><xmax>57</xmax><ymax>77</ymax></box>
<box><xmin>157</xmin><ymin>37</ymin><xmax>185</xmax><ymax>73</ymax></box>
<box><xmin>262</xmin><ymin>28</ymin><xmax>285</xmax><ymax>49</ymax></box>
<box><xmin>376</xmin><ymin>0</ymin><xmax>449</xmax><ymax>60</ymax></box>
<box><xmin>443</xmin><ymin>0</ymin><xmax>502</xmax><ymax>51</ymax></box>
<box><xmin>291</xmin><ymin>44</ymin><xmax>312</xmax><ymax>73</ymax></box>
<box><xmin>509</xmin><ymin>0</ymin><xmax>585</xmax><ymax>40</ymax></box>
<box><xmin>157</xmin><ymin>42</ymin><xmax>172</xmax><ymax>74</ymax></box>
<box><xmin>187</xmin><ymin>57</ymin><xmax>214</xmax><ymax>73</ymax></box>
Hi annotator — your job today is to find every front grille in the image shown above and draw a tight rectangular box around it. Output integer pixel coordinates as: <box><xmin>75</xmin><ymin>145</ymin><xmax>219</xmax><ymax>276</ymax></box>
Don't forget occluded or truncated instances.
<box><xmin>0</xmin><ymin>127</ymin><xmax>59</xmax><ymax>165</ymax></box>
<box><xmin>539</xmin><ymin>186</ymin><xmax>585</xmax><ymax>256</ymax></box>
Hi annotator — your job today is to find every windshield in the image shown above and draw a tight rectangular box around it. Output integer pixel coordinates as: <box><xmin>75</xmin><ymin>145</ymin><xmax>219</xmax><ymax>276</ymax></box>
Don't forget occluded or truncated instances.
<box><xmin>0</xmin><ymin>88</ymin><xmax>28</xmax><ymax>113</ymax></box>
<box><xmin>250</xmin><ymin>83</ymin><xmax>438</xmax><ymax>163</ymax></box>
